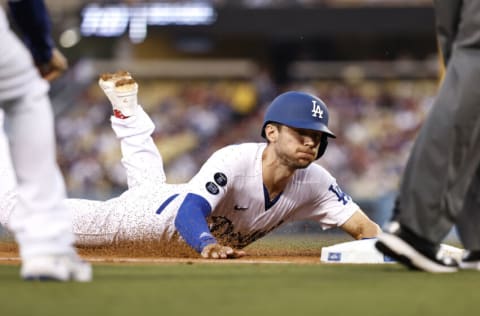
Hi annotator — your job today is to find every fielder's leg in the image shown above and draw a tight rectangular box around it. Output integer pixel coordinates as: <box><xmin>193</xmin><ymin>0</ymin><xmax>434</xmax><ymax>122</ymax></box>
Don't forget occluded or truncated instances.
<box><xmin>0</xmin><ymin>24</ymin><xmax>91</xmax><ymax>281</ymax></box>
<box><xmin>0</xmin><ymin>109</ymin><xmax>17</xmax><ymax>227</ymax></box>
<box><xmin>4</xmin><ymin>91</ymin><xmax>91</xmax><ymax>281</ymax></box>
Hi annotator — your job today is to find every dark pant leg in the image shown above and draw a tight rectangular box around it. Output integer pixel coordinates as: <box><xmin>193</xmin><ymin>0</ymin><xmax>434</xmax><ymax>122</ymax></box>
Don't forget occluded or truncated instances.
<box><xmin>396</xmin><ymin>49</ymin><xmax>480</xmax><ymax>244</ymax></box>
<box><xmin>457</xmin><ymin>162</ymin><xmax>480</xmax><ymax>250</ymax></box>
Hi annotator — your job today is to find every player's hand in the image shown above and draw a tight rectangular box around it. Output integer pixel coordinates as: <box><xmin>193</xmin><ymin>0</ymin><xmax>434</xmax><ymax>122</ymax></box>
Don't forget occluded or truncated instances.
<box><xmin>37</xmin><ymin>48</ymin><xmax>68</xmax><ymax>82</ymax></box>
<box><xmin>200</xmin><ymin>243</ymin><xmax>246</xmax><ymax>259</ymax></box>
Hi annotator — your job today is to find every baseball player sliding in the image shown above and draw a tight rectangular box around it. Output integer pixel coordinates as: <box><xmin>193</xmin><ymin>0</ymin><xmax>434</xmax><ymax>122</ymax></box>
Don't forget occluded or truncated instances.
<box><xmin>0</xmin><ymin>71</ymin><xmax>380</xmax><ymax>259</ymax></box>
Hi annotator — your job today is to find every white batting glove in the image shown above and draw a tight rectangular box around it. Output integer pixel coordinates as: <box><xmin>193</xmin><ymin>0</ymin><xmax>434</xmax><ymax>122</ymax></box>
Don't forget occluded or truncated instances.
<box><xmin>200</xmin><ymin>243</ymin><xmax>246</xmax><ymax>259</ymax></box>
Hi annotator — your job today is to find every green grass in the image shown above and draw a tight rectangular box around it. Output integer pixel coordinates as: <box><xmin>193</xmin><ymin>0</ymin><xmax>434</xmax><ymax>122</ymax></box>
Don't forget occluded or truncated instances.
<box><xmin>0</xmin><ymin>263</ymin><xmax>479</xmax><ymax>316</ymax></box>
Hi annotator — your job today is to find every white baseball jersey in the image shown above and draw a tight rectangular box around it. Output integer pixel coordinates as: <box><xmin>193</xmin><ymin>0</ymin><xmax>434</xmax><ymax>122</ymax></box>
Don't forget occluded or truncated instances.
<box><xmin>57</xmin><ymin>106</ymin><xmax>359</xmax><ymax>249</ymax></box>
<box><xmin>185</xmin><ymin>142</ymin><xmax>358</xmax><ymax>248</ymax></box>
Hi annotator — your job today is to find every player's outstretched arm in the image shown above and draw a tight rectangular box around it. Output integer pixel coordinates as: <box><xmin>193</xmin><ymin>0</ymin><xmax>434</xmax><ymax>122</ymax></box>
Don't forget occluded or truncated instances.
<box><xmin>340</xmin><ymin>209</ymin><xmax>381</xmax><ymax>240</ymax></box>
<box><xmin>200</xmin><ymin>243</ymin><xmax>246</xmax><ymax>259</ymax></box>
<box><xmin>174</xmin><ymin>193</ymin><xmax>245</xmax><ymax>259</ymax></box>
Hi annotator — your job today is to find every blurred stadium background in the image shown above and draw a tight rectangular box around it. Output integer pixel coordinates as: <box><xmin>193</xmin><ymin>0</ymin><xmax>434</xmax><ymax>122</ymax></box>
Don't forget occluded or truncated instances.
<box><xmin>3</xmin><ymin>0</ymin><xmax>445</xmax><ymax>236</ymax></box>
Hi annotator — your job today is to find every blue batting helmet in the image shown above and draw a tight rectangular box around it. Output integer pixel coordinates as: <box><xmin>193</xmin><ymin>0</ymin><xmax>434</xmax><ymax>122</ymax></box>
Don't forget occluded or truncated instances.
<box><xmin>261</xmin><ymin>91</ymin><xmax>336</xmax><ymax>158</ymax></box>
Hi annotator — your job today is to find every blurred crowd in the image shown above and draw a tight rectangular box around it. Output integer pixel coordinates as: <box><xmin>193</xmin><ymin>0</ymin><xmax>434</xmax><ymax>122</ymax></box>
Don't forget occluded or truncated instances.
<box><xmin>130</xmin><ymin>0</ymin><xmax>433</xmax><ymax>7</ymax></box>
<box><xmin>54</xmin><ymin>69</ymin><xmax>438</xmax><ymax>225</ymax></box>
<box><xmin>214</xmin><ymin>0</ymin><xmax>433</xmax><ymax>7</ymax></box>
<box><xmin>78</xmin><ymin>0</ymin><xmax>433</xmax><ymax>8</ymax></box>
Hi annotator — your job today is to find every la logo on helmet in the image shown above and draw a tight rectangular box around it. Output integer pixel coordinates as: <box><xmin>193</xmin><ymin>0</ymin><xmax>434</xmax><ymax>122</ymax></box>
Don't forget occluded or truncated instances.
<box><xmin>311</xmin><ymin>100</ymin><xmax>324</xmax><ymax>118</ymax></box>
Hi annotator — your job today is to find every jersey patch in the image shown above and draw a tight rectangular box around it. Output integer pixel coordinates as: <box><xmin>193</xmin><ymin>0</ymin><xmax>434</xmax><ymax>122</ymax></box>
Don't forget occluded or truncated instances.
<box><xmin>205</xmin><ymin>182</ymin><xmax>219</xmax><ymax>195</ymax></box>
<box><xmin>214</xmin><ymin>172</ymin><xmax>227</xmax><ymax>187</ymax></box>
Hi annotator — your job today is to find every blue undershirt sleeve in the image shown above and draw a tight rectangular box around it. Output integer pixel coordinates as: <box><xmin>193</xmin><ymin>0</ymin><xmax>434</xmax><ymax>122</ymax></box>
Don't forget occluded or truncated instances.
<box><xmin>174</xmin><ymin>193</ymin><xmax>217</xmax><ymax>253</ymax></box>
<box><xmin>8</xmin><ymin>0</ymin><xmax>54</xmax><ymax>63</ymax></box>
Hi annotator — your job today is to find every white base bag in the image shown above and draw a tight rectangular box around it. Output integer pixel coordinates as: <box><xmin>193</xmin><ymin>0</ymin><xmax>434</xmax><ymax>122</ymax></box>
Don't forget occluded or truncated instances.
<box><xmin>320</xmin><ymin>238</ymin><xmax>464</xmax><ymax>264</ymax></box>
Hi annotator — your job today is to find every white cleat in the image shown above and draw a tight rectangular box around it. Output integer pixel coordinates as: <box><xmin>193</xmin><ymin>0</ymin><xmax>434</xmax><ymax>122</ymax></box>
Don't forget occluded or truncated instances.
<box><xmin>21</xmin><ymin>254</ymin><xmax>92</xmax><ymax>282</ymax></box>
<box><xmin>113</xmin><ymin>78</ymin><xmax>138</xmax><ymax>118</ymax></box>
<box><xmin>98</xmin><ymin>71</ymin><xmax>138</xmax><ymax>118</ymax></box>
<box><xmin>98</xmin><ymin>71</ymin><xmax>130</xmax><ymax>104</ymax></box>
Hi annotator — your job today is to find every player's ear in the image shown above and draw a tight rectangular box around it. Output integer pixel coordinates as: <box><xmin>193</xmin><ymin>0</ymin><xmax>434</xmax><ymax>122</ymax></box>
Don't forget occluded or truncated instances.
<box><xmin>264</xmin><ymin>123</ymin><xmax>279</xmax><ymax>142</ymax></box>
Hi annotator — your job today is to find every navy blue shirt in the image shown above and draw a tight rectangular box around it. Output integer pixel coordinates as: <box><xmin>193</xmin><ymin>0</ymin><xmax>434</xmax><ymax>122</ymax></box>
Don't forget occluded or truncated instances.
<box><xmin>8</xmin><ymin>0</ymin><xmax>53</xmax><ymax>63</ymax></box>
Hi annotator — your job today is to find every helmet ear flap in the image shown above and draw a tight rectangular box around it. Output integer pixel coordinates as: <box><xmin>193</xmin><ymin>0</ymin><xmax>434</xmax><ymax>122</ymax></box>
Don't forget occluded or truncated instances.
<box><xmin>317</xmin><ymin>134</ymin><xmax>329</xmax><ymax>159</ymax></box>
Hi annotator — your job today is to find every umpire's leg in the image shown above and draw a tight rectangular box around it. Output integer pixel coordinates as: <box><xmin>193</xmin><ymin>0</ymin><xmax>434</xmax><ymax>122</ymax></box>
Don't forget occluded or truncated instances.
<box><xmin>457</xmin><ymin>162</ymin><xmax>480</xmax><ymax>251</ymax></box>
<box><xmin>395</xmin><ymin>49</ymin><xmax>480</xmax><ymax>244</ymax></box>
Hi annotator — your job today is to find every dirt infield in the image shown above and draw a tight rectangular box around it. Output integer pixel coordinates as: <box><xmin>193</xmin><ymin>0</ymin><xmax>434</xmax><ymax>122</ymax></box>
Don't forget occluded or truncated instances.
<box><xmin>0</xmin><ymin>239</ymin><xmax>322</xmax><ymax>265</ymax></box>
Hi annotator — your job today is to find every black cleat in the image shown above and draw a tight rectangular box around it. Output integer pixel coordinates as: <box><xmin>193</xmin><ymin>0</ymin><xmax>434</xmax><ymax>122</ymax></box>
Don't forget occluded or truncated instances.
<box><xmin>459</xmin><ymin>250</ymin><xmax>480</xmax><ymax>270</ymax></box>
<box><xmin>375</xmin><ymin>222</ymin><xmax>458</xmax><ymax>273</ymax></box>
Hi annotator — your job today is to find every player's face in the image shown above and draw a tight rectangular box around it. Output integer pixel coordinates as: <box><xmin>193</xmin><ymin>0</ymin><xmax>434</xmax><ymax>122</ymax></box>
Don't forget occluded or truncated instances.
<box><xmin>274</xmin><ymin>125</ymin><xmax>322</xmax><ymax>169</ymax></box>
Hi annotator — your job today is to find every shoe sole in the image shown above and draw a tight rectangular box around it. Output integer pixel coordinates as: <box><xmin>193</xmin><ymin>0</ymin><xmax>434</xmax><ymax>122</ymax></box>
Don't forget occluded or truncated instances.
<box><xmin>459</xmin><ymin>261</ymin><xmax>480</xmax><ymax>271</ymax></box>
<box><xmin>375</xmin><ymin>241</ymin><xmax>419</xmax><ymax>271</ymax></box>
<box><xmin>23</xmin><ymin>275</ymin><xmax>68</xmax><ymax>282</ymax></box>
<box><xmin>23</xmin><ymin>270</ymin><xmax>92</xmax><ymax>282</ymax></box>
<box><xmin>23</xmin><ymin>275</ymin><xmax>91</xmax><ymax>282</ymax></box>
<box><xmin>98</xmin><ymin>72</ymin><xmax>137</xmax><ymax>118</ymax></box>
<box><xmin>21</xmin><ymin>257</ymin><xmax>93</xmax><ymax>282</ymax></box>
<box><xmin>376</xmin><ymin>233</ymin><xmax>458</xmax><ymax>273</ymax></box>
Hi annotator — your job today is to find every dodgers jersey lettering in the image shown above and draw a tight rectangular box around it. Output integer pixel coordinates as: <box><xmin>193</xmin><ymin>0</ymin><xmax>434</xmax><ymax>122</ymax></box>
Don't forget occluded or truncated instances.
<box><xmin>185</xmin><ymin>143</ymin><xmax>359</xmax><ymax>248</ymax></box>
